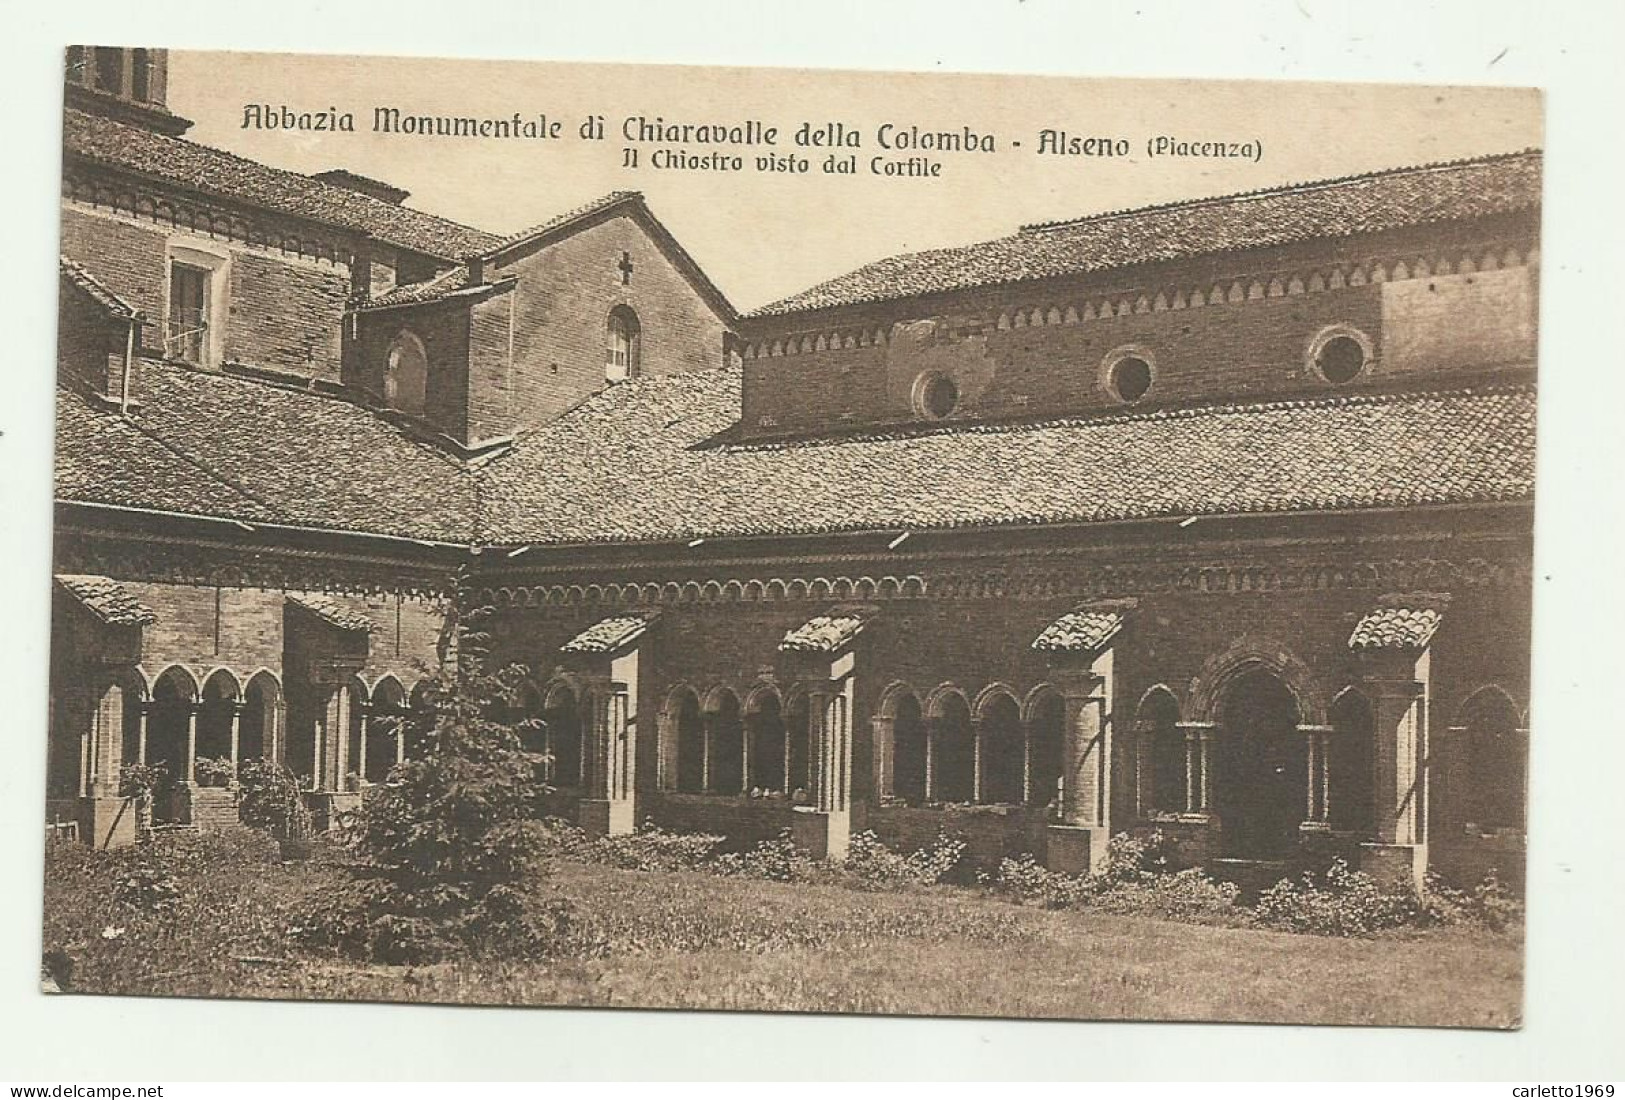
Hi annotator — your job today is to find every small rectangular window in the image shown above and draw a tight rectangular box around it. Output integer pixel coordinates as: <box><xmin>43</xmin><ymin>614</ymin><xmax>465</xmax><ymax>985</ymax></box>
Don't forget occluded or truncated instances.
<box><xmin>167</xmin><ymin>262</ymin><xmax>209</xmax><ymax>364</ymax></box>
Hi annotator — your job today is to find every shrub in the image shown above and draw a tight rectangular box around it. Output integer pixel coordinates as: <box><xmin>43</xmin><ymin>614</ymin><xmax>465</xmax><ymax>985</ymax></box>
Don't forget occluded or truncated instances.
<box><xmin>1254</xmin><ymin>859</ymin><xmax>1418</xmax><ymax>936</ymax></box>
<box><xmin>193</xmin><ymin>756</ymin><xmax>235</xmax><ymax>788</ymax></box>
<box><xmin>583</xmin><ymin>821</ymin><xmax>726</xmax><ymax>873</ymax></box>
<box><xmin>1091</xmin><ymin>867</ymin><xmax>1242</xmax><ymax>922</ymax></box>
<box><xmin>320</xmin><ymin>581</ymin><xmax>565</xmax><ymax>962</ymax></box>
<box><xmin>236</xmin><ymin>758</ymin><xmax>315</xmax><ymax>858</ymax></box>
<box><xmin>842</xmin><ymin>830</ymin><xmax>967</xmax><ymax>890</ymax></box>
<box><xmin>711</xmin><ymin>830</ymin><xmax>818</xmax><ymax>883</ymax></box>
<box><xmin>986</xmin><ymin>854</ymin><xmax>1094</xmax><ymax>908</ymax></box>
<box><xmin>1419</xmin><ymin>870</ymin><xmax>1525</xmax><ymax>932</ymax></box>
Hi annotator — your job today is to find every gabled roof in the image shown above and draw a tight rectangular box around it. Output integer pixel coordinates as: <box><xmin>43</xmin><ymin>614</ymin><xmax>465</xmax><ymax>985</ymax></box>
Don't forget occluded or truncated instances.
<box><xmin>1032</xmin><ymin>607</ymin><xmax>1126</xmax><ymax>653</ymax></box>
<box><xmin>60</xmin><ymin>256</ymin><xmax>139</xmax><ymax>319</ymax></box>
<box><xmin>476</xmin><ymin>366</ymin><xmax>1536</xmax><ymax>546</ymax></box>
<box><xmin>54</xmin><ymin>574</ymin><xmax>157</xmax><ymax>626</ymax></box>
<box><xmin>62</xmin><ymin>108</ymin><xmax>500</xmax><ymax>260</ymax></box>
<box><xmin>1348</xmin><ymin>600</ymin><xmax>1446</xmax><ymax>650</ymax></box>
<box><xmin>475</xmin><ymin>190</ymin><xmax>738</xmax><ymax>322</ymax></box>
<box><xmin>779</xmin><ymin>608</ymin><xmax>873</xmax><ymax>653</ymax></box>
<box><xmin>287</xmin><ymin>594</ymin><xmax>376</xmax><ymax>633</ymax></box>
<box><xmin>560</xmin><ymin>613</ymin><xmax>656</xmax><ymax>654</ymax></box>
<box><xmin>751</xmin><ymin>150</ymin><xmax>1542</xmax><ymax>317</ymax></box>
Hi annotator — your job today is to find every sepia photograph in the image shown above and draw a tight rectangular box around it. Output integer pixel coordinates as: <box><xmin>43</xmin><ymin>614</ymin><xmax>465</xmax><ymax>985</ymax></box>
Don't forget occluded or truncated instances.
<box><xmin>40</xmin><ymin>41</ymin><xmax>1543</xmax><ymax>1032</ymax></box>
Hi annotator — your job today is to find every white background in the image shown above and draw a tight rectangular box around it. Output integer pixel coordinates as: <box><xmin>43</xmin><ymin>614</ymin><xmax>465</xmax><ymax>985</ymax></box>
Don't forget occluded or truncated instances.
<box><xmin>1</xmin><ymin>0</ymin><xmax>1621</xmax><ymax>1081</ymax></box>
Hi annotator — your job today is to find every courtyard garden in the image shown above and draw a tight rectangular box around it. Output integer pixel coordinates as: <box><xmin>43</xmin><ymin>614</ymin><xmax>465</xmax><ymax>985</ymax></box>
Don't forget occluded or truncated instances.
<box><xmin>39</xmin><ymin>820</ymin><xmax>1523</xmax><ymax>1027</ymax></box>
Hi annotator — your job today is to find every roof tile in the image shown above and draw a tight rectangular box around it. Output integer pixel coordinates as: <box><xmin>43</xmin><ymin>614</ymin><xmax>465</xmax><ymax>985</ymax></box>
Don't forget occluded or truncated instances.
<box><xmin>1032</xmin><ymin>608</ymin><xmax>1125</xmax><ymax>653</ymax></box>
<box><xmin>286</xmin><ymin>593</ymin><xmax>376</xmax><ymax>633</ymax></box>
<box><xmin>560</xmin><ymin>613</ymin><xmax>656</xmax><ymax>654</ymax></box>
<box><xmin>55</xmin><ymin>574</ymin><xmax>157</xmax><ymax>626</ymax></box>
<box><xmin>752</xmin><ymin>151</ymin><xmax>1542</xmax><ymax>316</ymax></box>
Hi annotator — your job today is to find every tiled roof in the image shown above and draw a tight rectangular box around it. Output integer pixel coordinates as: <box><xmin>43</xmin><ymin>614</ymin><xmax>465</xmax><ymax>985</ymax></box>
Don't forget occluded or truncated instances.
<box><xmin>286</xmin><ymin>594</ymin><xmax>376</xmax><ymax>633</ymax></box>
<box><xmin>55</xmin><ymin>359</ymin><xmax>477</xmax><ymax>541</ymax></box>
<box><xmin>482</xmin><ymin>191</ymin><xmax>643</xmax><ymax>256</ymax></box>
<box><xmin>1032</xmin><ymin>608</ymin><xmax>1125</xmax><ymax>653</ymax></box>
<box><xmin>779</xmin><ymin>610</ymin><xmax>872</xmax><ymax>653</ymax></box>
<box><xmin>560</xmin><ymin>613</ymin><xmax>656</xmax><ymax>654</ymax></box>
<box><xmin>55</xmin><ymin>385</ymin><xmax>275</xmax><ymax>523</ymax></box>
<box><xmin>60</xmin><ymin>256</ymin><xmax>138</xmax><ymax>318</ymax></box>
<box><xmin>357</xmin><ymin>265</ymin><xmax>473</xmax><ymax>310</ymax></box>
<box><xmin>751</xmin><ymin>150</ymin><xmax>1542</xmax><ymax>316</ymax></box>
<box><xmin>63</xmin><ymin>109</ymin><xmax>500</xmax><ymax>260</ymax></box>
<box><xmin>476</xmin><ymin>367</ymin><xmax>1536</xmax><ymax>545</ymax></box>
<box><xmin>1348</xmin><ymin>603</ymin><xmax>1445</xmax><ymax>650</ymax></box>
<box><xmin>54</xmin><ymin>574</ymin><xmax>157</xmax><ymax>626</ymax></box>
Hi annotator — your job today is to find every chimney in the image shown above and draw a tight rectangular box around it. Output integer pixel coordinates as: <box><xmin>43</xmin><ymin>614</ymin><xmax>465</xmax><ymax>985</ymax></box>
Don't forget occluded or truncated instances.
<box><xmin>312</xmin><ymin>169</ymin><xmax>411</xmax><ymax>205</ymax></box>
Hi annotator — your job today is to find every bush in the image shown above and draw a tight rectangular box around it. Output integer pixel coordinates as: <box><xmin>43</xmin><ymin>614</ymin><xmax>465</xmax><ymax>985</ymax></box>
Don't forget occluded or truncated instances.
<box><xmin>1092</xmin><ymin>868</ymin><xmax>1242</xmax><ymax>922</ymax></box>
<box><xmin>236</xmin><ymin>758</ymin><xmax>314</xmax><ymax>856</ymax></box>
<box><xmin>711</xmin><ymin>830</ymin><xmax>818</xmax><ymax>883</ymax></box>
<box><xmin>986</xmin><ymin>854</ymin><xmax>1094</xmax><ymax>908</ymax></box>
<box><xmin>1254</xmin><ymin>859</ymin><xmax>1418</xmax><ymax>936</ymax></box>
<box><xmin>577</xmin><ymin>821</ymin><xmax>726</xmax><ymax>873</ymax></box>
<box><xmin>193</xmin><ymin>756</ymin><xmax>235</xmax><ymax>788</ymax></box>
<box><xmin>841</xmin><ymin>830</ymin><xmax>967</xmax><ymax>890</ymax></box>
<box><xmin>1419</xmin><ymin>870</ymin><xmax>1525</xmax><ymax>932</ymax></box>
<box><xmin>314</xmin><ymin>582</ymin><xmax>565</xmax><ymax>963</ymax></box>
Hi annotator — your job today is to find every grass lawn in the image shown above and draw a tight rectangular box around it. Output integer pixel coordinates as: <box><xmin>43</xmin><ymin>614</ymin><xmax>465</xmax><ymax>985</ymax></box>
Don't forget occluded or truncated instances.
<box><xmin>40</xmin><ymin>833</ymin><xmax>1523</xmax><ymax>1028</ymax></box>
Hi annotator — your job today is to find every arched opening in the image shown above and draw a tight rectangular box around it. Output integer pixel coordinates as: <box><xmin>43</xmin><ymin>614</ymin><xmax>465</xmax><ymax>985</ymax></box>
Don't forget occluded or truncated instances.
<box><xmin>197</xmin><ymin>670</ymin><xmax>241</xmax><ymax>783</ymax></box>
<box><xmin>365</xmin><ymin>676</ymin><xmax>406</xmax><ymax>783</ymax></box>
<box><xmin>1457</xmin><ymin>687</ymin><xmax>1525</xmax><ymax>832</ymax></box>
<box><xmin>240</xmin><ymin>672</ymin><xmax>280</xmax><ymax>770</ymax></box>
<box><xmin>605</xmin><ymin>306</ymin><xmax>641</xmax><ymax>383</ymax></box>
<box><xmin>543</xmin><ymin>683</ymin><xmax>585</xmax><ymax>788</ymax></box>
<box><xmin>385</xmin><ymin>330</ymin><xmax>428</xmax><ymax>415</ymax></box>
<box><xmin>1025</xmin><ymin>689</ymin><xmax>1065</xmax><ymax>809</ymax></box>
<box><xmin>117</xmin><ymin>674</ymin><xmax>150</xmax><ymax>780</ymax></box>
<box><xmin>405</xmin><ymin>680</ymin><xmax>437</xmax><ymax>759</ymax></box>
<box><xmin>148</xmin><ymin>667</ymin><xmax>198</xmax><ymax>822</ymax></box>
<box><xmin>978</xmin><ymin>692</ymin><xmax>1024</xmax><ymax>804</ymax></box>
<box><xmin>785</xmin><ymin>690</ymin><xmax>811</xmax><ymax>798</ymax></box>
<box><xmin>1214</xmin><ymin>667</ymin><xmax>1306</xmax><ymax>859</ymax></box>
<box><xmin>1328</xmin><ymin>689</ymin><xmax>1376</xmax><ymax>833</ymax></box>
<box><xmin>929</xmin><ymin>690</ymin><xmax>974</xmax><ymax>803</ymax></box>
<box><xmin>343</xmin><ymin>677</ymin><xmax>369</xmax><ymax>792</ymax></box>
<box><xmin>890</xmin><ymin>690</ymin><xmax>926</xmax><ymax>803</ymax></box>
<box><xmin>1138</xmin><ymin>687</ymin><xmax>1185</xmax><ymax>814</ymax></box>
<box><xmin>705</xmin><ymin>688</ymin><xmax>745</xmax><ymax>795</ymax></box>
<box><xmin>744</xmin><ymin>689</ymin><xmax>786</xmax><ymax>793</ymax></box>
<box><xmin>671</xmin><ymin>687</ymin><xmax>705</xmax><ymax>793</ymax></box>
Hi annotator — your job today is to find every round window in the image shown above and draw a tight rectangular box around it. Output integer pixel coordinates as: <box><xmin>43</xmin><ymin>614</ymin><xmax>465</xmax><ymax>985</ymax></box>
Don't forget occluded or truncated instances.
<box><xmin>1313</xmin><ymin>331</ymin><xmax>1370</xmax><ymax>384</ymax></box>
<box><xmin>915</xmin><ymin>373</ymin><xmax>960</xmax><ymax>420</ymax></box>
<box><xmin>1110</xmin><ymin>356</ymin><xmax>1153</xmax><ymax>403</ymax></box>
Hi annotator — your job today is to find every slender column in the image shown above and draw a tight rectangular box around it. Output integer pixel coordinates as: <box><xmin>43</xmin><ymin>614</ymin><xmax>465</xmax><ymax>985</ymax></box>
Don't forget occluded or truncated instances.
<box><xmin>355</xmin><ymin>705</ymin><xmax>371</xmax><ymax>783</ymax></box>
<box><xmin>740</xmin><ymin>709</ymin><xmax>752</xmax><ymax>793</ymax></box>
<box><xmin>228</xmin><ymin>702</ymin><xmax>244</xmax><ymax>779</ymax></box>
<box><xmin>1298</xmin><ymin>724</ymin><xmax>1333</xmax><ymax>824</ymax></box>
<box><xmin>1021</xmin><ymin>722</ymin><xmax>1033</xmax><ymax>805</ymax></box>
<box><xmin>806</xmin><ymin>687</ymin><xmax>830</xmax><ymax>808</ymax></box>
<box><xmin>185</xmin><ymin>702</ymin><xmax>199</xmax><ymax>784</ymax></box>
<box><xmin>136</xmin><ymin>701</ymin><xmax>149</xmax><ymax>766</ymax></box>
<box><xmin>1198</xmin><ymin>728</ymin><xmax>1214</xmax><ymax>811</ymax></box>
<box><xmin>783</xmin><ymin>718</ymin><xmax>794</xmax><ymax>793</ymax></box>
<box><xmin>395</xmin><ymin>715</ymin><xmax>406</xmax><ymax>766</ymax></box>
<box><xmin>971</xmin><ymin>717</ymin><xmax>985</xmax><ymax>803</ymax></box>
<box><xmin>700</xmin><ymin>709</ymin><xmax>712</xmax><ymax>792</ymax></box>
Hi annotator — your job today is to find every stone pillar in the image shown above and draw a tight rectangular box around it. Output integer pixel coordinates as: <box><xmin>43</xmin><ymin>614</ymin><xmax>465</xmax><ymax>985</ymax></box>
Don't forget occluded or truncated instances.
<box><xmin>1359</xmin><ymin>654</ymin><xmax>1430</xmax><ymax>892</ymax></box>
<box><xmin>1047</xmin><ymin>659</ymin><xmax>1113</xmax><ymax>875</ymax></box>
<box><xmin>136</xmin><ymin>701</ymin><xmax>149</xmax><ymax>766</ymax></box>
<box><xmin>578</xmin><ymin>667</ymin><xmax>637</xmax><ymax>837</ymax></box>
<box><xmin>1299</xmin><ymin>723</ymin><xmax>1333</xmax><ymax>827</ymax></box>
<box><xmin>80</xmin><ymin>679</ymin><xmax>137</xmax><ymax>849</ymax></box>
<box><xmin>791</xmin><ymin>673</ymin><xmax>855</xmax><ymax>860</ymax></box>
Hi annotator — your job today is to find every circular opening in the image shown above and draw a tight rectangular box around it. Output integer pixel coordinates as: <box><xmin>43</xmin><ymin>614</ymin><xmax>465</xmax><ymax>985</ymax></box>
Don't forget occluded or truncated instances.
<box><xmin>917</xmin><ymin>373</ymin><xmax>959</xmax><ymax>420</ymax></box>
<box><xmin>1110</xmin><ymin>356</ymin><xmax>1153</xmax><ymax>403</ymax></box>
<box><xmin>1316</xmin><ymin>334</ymin><xmax>1367</xmax><ymax>384</ymax></box>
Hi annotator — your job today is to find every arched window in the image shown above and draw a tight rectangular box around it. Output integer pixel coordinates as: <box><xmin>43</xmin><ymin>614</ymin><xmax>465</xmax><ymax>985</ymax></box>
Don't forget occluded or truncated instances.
<box><xmin>1137</xmin><ymin>688</ymin><xmax>1185</xmax><ymax>814</ymax></box>
<box><xmin>385</xmin><ymin>330</ymin><xmax>428</xmax><ymax>415</ymax></box>
<box><xmin>605</xmin><ymin>306</ymin><xmax>641</xmax><ymax>382</ymax></box>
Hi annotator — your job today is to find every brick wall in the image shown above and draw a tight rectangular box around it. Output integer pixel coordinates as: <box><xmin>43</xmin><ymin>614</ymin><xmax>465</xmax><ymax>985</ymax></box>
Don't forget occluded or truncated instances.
<box><xmin>477</xmin><ymin>209</ymin><xmax>732</xmax><ymax>431</ymax></box>
<box><xmin>61</xmin><ymin>202</ymin><xmax>352</xmax><ymax>379</ymax></box>
<box><xmin>348</xmin><ymin>301</ymin><xmax>473</xmax><ymax>437</ymax></box>
<box><xmin>738</xmin><ymin>217</ymin><xmax>1539</xmax><ymax>437</ymax></box>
